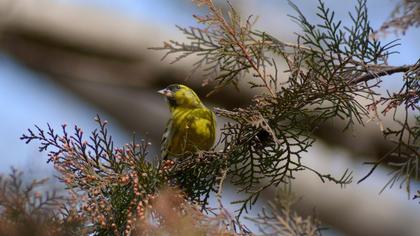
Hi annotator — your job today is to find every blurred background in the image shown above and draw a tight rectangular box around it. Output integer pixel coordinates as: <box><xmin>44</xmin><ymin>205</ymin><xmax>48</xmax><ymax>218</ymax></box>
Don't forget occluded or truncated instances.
<box><xmin>0</xmin><ymin>0</ymin><xmax>419</xmax><ymax>235</ymax></box>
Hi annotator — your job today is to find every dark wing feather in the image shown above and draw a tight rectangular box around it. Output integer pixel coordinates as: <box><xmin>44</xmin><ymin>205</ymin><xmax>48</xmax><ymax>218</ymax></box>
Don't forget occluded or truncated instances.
<box><xmin>160</xmin><ymin>119</ymin><xmax>173</xmax><ymax>160</ymax></box>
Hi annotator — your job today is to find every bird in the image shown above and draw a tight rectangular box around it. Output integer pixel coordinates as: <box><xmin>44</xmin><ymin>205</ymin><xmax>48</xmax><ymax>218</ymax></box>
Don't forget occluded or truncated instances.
<box><xmin>158</xmin><ymin>84</ymin><xmax>216</xmax><ymax>160</ymax></box>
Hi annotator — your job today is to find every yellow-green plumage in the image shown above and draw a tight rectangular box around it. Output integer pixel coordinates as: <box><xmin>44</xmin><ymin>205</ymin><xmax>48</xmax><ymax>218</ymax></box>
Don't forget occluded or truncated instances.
<box><xmin>159</xmin><ymin>84</ymin><xmax>216</xmax><ymax>159</ymax></box>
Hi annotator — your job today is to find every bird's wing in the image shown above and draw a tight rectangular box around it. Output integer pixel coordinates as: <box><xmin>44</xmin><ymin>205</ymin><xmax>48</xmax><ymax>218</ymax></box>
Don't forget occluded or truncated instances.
<box><xmin>160</xmin><ymin>118</ymin><xmax>173</xmax><ymax>160</ymax></box>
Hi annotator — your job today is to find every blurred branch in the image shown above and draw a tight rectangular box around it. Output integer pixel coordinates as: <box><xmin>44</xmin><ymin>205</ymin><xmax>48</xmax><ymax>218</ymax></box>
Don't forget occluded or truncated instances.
<box><xmin>0</xmin><ymin>0</ymin><xmax>156</xmax><ymax>58</ymax></box>
<box><xmin>0</xmin><ymin>0</ymin><xmax>254</xmax><ymax>146</ymax></box>
<box><xmin>249</xmin><ymin>189</ymin><xmax>322</xmax><ymax>236</ymax></box>
<box><xmin>377</xmin><ymin>0</ymin><xmax>420</xmax><ymax>35</ymax></box>
<box><xmin>0</xmin><ymin>168</ymin><xmax>84</xmax><ymax>236</ymax></box>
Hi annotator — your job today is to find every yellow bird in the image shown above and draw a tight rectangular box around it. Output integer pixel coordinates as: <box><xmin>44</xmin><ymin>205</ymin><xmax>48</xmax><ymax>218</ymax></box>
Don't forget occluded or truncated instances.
<box><xmin>158</xmin><ymin>84</ymin><xmax>216</xmax><ymax>159</ymax></box>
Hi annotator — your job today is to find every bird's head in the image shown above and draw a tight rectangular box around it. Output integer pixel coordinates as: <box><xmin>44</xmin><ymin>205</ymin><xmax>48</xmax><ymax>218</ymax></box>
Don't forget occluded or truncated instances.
<box><xmin>158</xmin><ymin>84</ymin><xmax>204</xmax><ymax>110</ymax></box>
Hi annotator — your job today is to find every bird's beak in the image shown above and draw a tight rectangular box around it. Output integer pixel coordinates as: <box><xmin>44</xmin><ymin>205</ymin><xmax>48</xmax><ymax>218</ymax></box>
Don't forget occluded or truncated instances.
<box><xmin>157</xmin><ymin>88</ymin><xmax>172</xmax><ymax>97</ymax></box>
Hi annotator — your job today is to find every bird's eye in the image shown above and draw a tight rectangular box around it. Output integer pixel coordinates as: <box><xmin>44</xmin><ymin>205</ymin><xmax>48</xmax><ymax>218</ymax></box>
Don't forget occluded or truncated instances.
<box><xmin>167</xmin><ymin>84</ymin><xmax>181</xmax><ymax>92</ymax></box>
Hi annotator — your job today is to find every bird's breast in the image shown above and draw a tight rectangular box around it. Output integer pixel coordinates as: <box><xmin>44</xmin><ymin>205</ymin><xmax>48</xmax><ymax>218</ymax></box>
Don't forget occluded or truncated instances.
<box><xmin>168</xmin><ymin>107</ymin><xmax>215</xmax><ymax>154</ymax></box>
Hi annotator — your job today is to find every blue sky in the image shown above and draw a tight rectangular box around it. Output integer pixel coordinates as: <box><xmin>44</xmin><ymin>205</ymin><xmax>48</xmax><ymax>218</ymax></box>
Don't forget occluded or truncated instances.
<box><xmin>0</xmin><ymin>55</ymin><xmax>128</xmax><ymax>174</ymax></box>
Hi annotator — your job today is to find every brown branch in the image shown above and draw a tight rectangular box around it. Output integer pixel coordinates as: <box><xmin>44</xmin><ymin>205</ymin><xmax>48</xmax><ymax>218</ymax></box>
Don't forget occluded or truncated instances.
<box><xmin>351</xmin><ymin>65</ymin><xmax>414</xmax><ymax>84</ymax></box>
<box><xmin>194</xmin><ymin>0</ymin><xmax>276</xmax><ymax>97</ymax></box>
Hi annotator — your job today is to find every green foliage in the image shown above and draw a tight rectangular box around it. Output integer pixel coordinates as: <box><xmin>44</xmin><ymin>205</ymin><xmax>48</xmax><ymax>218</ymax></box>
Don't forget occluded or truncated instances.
<box><xmin>152</xmin><ymin>0</ymin><xmax>419</xmax><ymax>203</ymax></box>
<box><xmin>169</xmin><ymin>150</ymin><xmax>226</xmax><ymax>206</ymax></box>
<box><xmin>150</xmin><ymin>0</ymin><xmax>275</xmax><ymax>94</ymax></box>
<box><xmin>21</xmin><ymin>116</ymin><xmax>166</xmax><ymax>235</ymax></box>
<box><xmin>17</xmin><ymin>0</ymin><xmax>420</xmax><ymax>234</ymax></box>
<box><xmin>359</xmin><ymin>60</ymin><xmax>420</xmax><ymax>194</ymax></box>
<box><xmin>153</xmin><ymin>0</ymin><xmax>405</xmax><ymax>215</ymax></box>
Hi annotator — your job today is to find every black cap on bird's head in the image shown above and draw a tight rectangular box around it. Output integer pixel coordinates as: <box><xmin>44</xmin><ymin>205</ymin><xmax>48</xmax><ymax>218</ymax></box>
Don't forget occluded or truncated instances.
<box><xmin>157</xmin><ymin>84</ymin><xmax>180</xmax><ymax>97</ymax></box>
<box><xmin>158</xmin><ymin>84</ymin><xmax>203</xmax><ymax>109</ymax></box>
